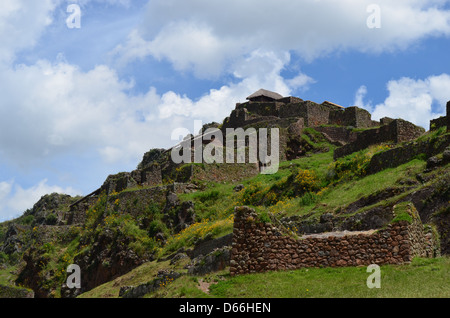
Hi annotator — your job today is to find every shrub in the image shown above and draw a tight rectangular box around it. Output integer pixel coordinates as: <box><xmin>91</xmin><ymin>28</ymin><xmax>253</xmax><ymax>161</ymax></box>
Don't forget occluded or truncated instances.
<box><xmin>240</xmin><ymin>182</ymin><xmax>266</xmax><ymax>206</ymax></box>
<box><xmin>257</xmin><ymin>211</ymin><xmax>272</xmax><ymax>224</ymax></box>
<box><xmin>299</xmin><ymin>192</ymin><xmax>318</xmax><ymax>206</ymax></box>
<box><xmin>195</xmin><ymin>190</ymin><xmax>220</xmax><ymax>204</ymax></box>
<box><xmin>148</xmin><ymin>219</ymin><xmax>166</xmax><ymax>238</ymax></box>
<box><xmin>45</xmin><ymin>213</ymin><xmax>58</xmax><ymax>225</ymax></box>
<box><xmin>0</xmin><ymin>252</ymin><xmax>9</xmax><ymax>264</ymax></box>
<box><xmin>18</xmin><ymin>215</ymin><xmax>35</xmax><ymax>226</ymax></box>
<box><xmin>293</xmin><ymin>169</ymin><xmax>320</xmax><ymax>193</ymax></box>
<box><xmin>162</xmin><ymin>215</ymin><xmax>234</xmax><ymax>255</ymax></box>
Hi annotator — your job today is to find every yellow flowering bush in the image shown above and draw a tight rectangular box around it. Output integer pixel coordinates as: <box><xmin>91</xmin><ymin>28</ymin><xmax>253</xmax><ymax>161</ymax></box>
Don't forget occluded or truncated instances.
<box><xmin>163</xmin><ymin>215</ymin><xmax>234</xmax><ymax>255</ymax></box>
<box><xmin>293</xmin><ymin>169</ymin><xmax>320</xmax><ymax>193</ymax></box>
<box><xmin>268</xmin><ymin>199</ymin><xmax>294</xmax><ymax>215</ymax></box>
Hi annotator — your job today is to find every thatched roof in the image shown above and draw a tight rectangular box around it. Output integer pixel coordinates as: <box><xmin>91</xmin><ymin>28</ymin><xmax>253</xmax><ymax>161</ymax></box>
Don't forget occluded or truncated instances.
<box><xmin>246</xmin><ymin>89</ymin><xmax>283</xmax><ymax>101</ymax></box>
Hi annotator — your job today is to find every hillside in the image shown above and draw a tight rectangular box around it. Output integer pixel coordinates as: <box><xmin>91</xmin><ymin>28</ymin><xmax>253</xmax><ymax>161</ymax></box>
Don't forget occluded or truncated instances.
<box><xmin>0</xmin><ymin>91</ymin><xmax>449</xmax><ymax>299</ymax></box>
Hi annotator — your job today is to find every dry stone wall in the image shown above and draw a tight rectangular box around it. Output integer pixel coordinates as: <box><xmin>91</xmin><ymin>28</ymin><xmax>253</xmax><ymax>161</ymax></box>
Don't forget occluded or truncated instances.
<box><xmin>366</xmin><ymin>134</ymin><xmax>450</xmax><ymax>175</ymax></box>
<box><xmin>314</xmin><ymin>126</ymin><xmax>357</xmax><ymax>146</ymax></box>
<box><xmin>329</xmin><ymin>106</ymin><xmax>375</xmax><ymax>128</ymax></box>
<box><xmin>230</xmin><ymin>206</ymin><xmax>437</xmax><ymax>276</ymax></box>
<box><xmin>430</xmin><ymin>116</ymin><xmax>447</xmax><ymax>131</ymax></box>
<box><xmin>334</xmin><ymin>119</ymin><xmax>425</xmax><ymax>159</ymax></box>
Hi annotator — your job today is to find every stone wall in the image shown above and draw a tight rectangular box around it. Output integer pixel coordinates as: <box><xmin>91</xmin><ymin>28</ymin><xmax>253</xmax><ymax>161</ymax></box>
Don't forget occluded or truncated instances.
<box><xmin>329</xmin><ymin>106</ymin><xmax>374</xmax><ymax>128</ymax></box>
<box><xmin>244</xmin><ymin>102</ymin><xmax>283</xmax><ymax>117</ymax></box>
<box><xmin>395</xmin><ymin>119</ymin><xmax>426</xmax><ymax>143</ymax></box>
<box><xmin>276</xmin><ymin>101</ymin><xmax>330</xmax><ymax>127</ymax></box>
<box><xmin>278</xmin><ymin>96</ymin><xmax>303</xmax><ymax>104</ymax></box>
<box><xmin>304</xmin><ymin>102</ymin><xmax>332</xmax><ymax>127</ymax></box>
<box><xmin>131</xmin><ymin>164</ymin><xmax>163</xmax><ymax>188</ymax></box>
<box><xmin>278</xmin><ymin>102</ymin><xmax>308</xmax><ymax>119</ymax></box>
<box><xmin>430</xmin><ymin>116</ymin><xmax>447</xmax><ymax>131</ymax></box>
<box><xmin>230</xmin><ymin>206</ymin><xmax>437</xmax><ymax>276</ymax></box>
<box><xmin>366</xmin><ymin>134</ymin><xmax>450</xmax><ymax>175</ymax></box>
<box><xmin>429</xmin><ymin>100</ymin><xmax>450</xmax><ymax>132</ymax></box>
<box><xmin>227</xmin><ymin>99</ymin><xmax>381</xmax><ymax>133</ymax></box>
<box><xmin>227</xmin><ymin>108</ymin><xmax>249</xmax><ymax>128</ymax></box>
<box><xmin>314</xmin><ymin>126</ymin><xmax>357</xmax><ymax>146</ymax></box>
<box><xmin>334</xmin><ymin>119</ymin><xmax>425</xmax><ymax>159</ymax></box>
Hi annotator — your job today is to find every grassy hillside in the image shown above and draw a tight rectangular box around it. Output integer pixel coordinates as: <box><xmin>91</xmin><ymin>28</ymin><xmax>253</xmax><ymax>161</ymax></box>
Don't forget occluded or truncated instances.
<box><xmin>0</xmin><ymin>127</ymin><xmax>449</xmax><ymax>298</ymax></box>
<box><xmin>79</xmin><ymin>255</ymin><xmax>450</xmax><ymax>298</ymax></box>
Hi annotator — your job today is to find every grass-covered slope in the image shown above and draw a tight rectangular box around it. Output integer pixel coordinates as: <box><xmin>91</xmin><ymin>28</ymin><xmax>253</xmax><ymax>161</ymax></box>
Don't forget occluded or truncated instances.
<box><xmin>0</xmin><ymin>127</ymin><xmax>449</xmax><ymax>298</ymax></box>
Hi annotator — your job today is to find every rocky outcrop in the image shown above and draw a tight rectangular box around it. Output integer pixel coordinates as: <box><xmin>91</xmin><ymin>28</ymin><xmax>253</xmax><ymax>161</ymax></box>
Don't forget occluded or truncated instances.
<box><xmin>23</xmin><ymin>193</ymin><xmax>77</xmax><ymax>226</ymax></box>
<box><xmin>162</xmin><ymin>192</ymin><xmax>196</xmax><ymax>233</ymax></box>
<box><xmin>0</xmin><ymin>225</ymin><xmax>23</xmax><ymax>255</ymax></box>
<box><xmin>62</xmin><ymin>229</ymin><xmax>151</xmax><ymax>298</ymax></box>
<box><xmin>188</xmin><ymin>246</ymin><xmax>231</xmax><ymax>276</ymax></box>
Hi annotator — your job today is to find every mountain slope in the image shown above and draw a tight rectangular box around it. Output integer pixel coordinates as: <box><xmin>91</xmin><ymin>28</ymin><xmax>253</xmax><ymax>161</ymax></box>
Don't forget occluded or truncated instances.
<box><xmin>1</xmin><ymin>96</ymin><xmax>449</xmax><ymax>298</ymax></box>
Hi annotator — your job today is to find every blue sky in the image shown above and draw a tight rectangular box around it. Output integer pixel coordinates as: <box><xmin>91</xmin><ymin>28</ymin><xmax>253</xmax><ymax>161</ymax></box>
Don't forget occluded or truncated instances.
<box><xmin>1</xmin><ymin>0</ymin><xmax>450</xmax><ymax>221</ymax></box>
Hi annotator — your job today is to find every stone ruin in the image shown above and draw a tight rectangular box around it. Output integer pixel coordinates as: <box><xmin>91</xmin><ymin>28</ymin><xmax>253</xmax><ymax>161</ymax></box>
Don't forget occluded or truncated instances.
<box><xmin>64</xmin><ymin>90</ymin><xmax>448</xmax><ymax>278</ymax></box>
<box><xmin>71</xmin><ymin>89</ymin><xmax>447</xmax><ymax>212</ymax></box>
<box><xmin>221</xmin><ymin>89</ymin><xmax>427</xmax><ymax>161</ymax></box>
<box><xmin>222</xmin><ymin>90</ymin><xmax>379</xmax><ymax>130</ymax></box>
<box><xmin>430</xmin><ymin>101</ymin><xmax>450</xmax><ymax>132</ymax></box>
<box><xmin>230</xmin><ymin>205</ymin><xmax>440</xmax><ymax>275</ymax></box>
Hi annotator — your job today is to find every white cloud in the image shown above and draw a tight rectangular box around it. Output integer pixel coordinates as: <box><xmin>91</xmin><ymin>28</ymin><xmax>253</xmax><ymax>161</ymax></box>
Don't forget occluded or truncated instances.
<box><xmin>0</xmin><ymin>0</ymin><xmax>57</xmax><ymax>63</ymax></box>
<box><xmin>2</xmin><ymin>0</ymin><xmax>449</xmax><ymax>222</ymax></box>
<box><xmin>287</xmin><ymin>74</ymin><xmax>316</xmax><ymax>91</ymax></box>
<box><xmin>0</xmin><ymin>52</ymin><xmax>310</xmax><ymax>168</ymax></box>
<box><xmin>353</xmin><ymin>85</ymin><xmax>372</xmax><ymax>110</ymax></box>
<box><xmin>357</xmin><ymin>74</ymin><xmax>450</xmax><ymax>128</ymax></box>
<box><xmin>0</xmin><ymin>179</ymin><xmax>81</xmax><ymax>222</ymax></box>
<box><xmin>157</xmin><ymin>49</ymin><xmax>313</xmax><ymax>121</ymax></box>
<box><xmin>0</xmin><ymin>59</ymin><xmax>169</xmax><ymax>166</ymax></box>
<box><xmin>111</xmin><ymin>0</ymin><xmax>450</xmax><ymax>77</ymax></box>
<box><xmin>0</xmin><ymin>181</ymin><xmax>12</xmax><ymax>203</ymax></box>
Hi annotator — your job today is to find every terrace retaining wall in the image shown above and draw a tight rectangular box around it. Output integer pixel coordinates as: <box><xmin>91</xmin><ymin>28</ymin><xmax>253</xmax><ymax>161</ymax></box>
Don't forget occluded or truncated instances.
<box><xmin>230</xmin><ymin>206</ymin><xmax>438</xmax><ymax>276</ymax></box>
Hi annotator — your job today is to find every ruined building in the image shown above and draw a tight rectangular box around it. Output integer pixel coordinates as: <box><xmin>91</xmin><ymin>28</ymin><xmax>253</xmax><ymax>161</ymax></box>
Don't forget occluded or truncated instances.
<box><xmin>82</xmin><ymin>89</ymin><xmax>433</xmax><ymax>197</ymax></box>
<box><xmin>221</xmin><ymin>89</ymin><xmax>426</xmax><ymax>160</ymax></box>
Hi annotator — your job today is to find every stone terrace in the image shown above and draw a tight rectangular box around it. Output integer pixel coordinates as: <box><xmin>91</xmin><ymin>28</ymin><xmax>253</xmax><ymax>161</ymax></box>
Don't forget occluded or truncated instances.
<box><xmin>230</xmin><ymin>206</ymin><xmax>439</xmax><ymax>276</ymax></box>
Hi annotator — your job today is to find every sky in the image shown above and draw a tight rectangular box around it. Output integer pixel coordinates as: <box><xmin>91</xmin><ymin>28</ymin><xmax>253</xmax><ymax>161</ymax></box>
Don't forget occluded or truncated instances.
<box><xmin>1</xmin><ymin>0</ymin><xmax>450</xmax><ymax>222</ymax></box>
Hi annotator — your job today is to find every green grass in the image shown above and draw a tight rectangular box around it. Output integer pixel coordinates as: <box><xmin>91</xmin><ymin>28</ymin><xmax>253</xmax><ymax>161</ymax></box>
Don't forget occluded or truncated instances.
<box><xmin>175</xmin><ymin>147</ymin><xmax>427</xmax><ymax>227</ymax></box>
<box><xmin>178</xmin><ymin>182</ymin><xmax>238</xmax><ymax>222</ymax></box>
<box><xmin>241</xmin><ymin>157</ymin><xmax>427</xmax><ymax>220</ymax></box>
<box><xmin>78</xmin><ymin>260</ymin><xmax>180</xmax><ymax>298</ymax></box>
<box><xmin>209</xmin><ymin>257</ymin><xmax>450</xmax><ymax>298</ymax></box>
<box><xmin>314</xmin><ymin>159</ymin><xmax>426</xmax><ymax>214</ymax></box>
<box><xmin>391</xmin><ymin>202</ymin><xmax>415</xmax><ymax>224</ymax></box>
<box><xmin>0</xmin><ymin>265</ymin><xmax>17</xmax><ymax>287</ymax></box>
<box><xmin>58</xmin><ymin>140</ymin><xmax>449</xmax><ymax>299</ymax></box>
<box><xmin>86</xmin><ymin>257</ymin><xmax>450</xmax><ymax>298</ymax></box>
<box><xmin>4</xmin><ymin>130</ymin><xmax>447</xmax><ymax>299</ymax></box>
